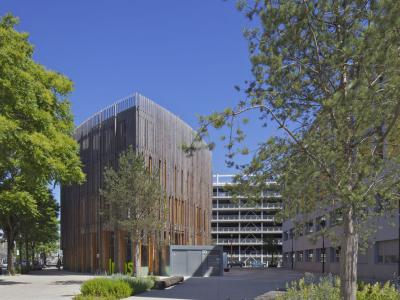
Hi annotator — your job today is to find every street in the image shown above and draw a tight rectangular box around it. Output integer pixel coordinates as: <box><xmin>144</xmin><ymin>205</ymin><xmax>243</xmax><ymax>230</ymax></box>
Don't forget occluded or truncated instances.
<box><xmin>0</xmin><ymin>267</ymin><xmax>304</xmax><ymax>300</ymax></box>
<box><xmin>129</xmin><ymin>268</ymin><xmax>304</xmax><ymax>300</ymax></box>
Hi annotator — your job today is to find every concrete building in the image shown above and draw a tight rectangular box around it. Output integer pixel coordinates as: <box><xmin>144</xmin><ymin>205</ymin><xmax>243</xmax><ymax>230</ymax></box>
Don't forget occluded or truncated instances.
<box><xmin>282</xmin><ymin>212</ymin><xmax>399</xmax><ymax>281</ymax></box>
<box><xmin>61</xmin><ymin>93</ymin><xmax>212</xmax><ymax>275</ymax></box>
<box><xmin>211</xmin><ymin>174</ymin><xmax>283</xmax><ymax>267</ymax></box>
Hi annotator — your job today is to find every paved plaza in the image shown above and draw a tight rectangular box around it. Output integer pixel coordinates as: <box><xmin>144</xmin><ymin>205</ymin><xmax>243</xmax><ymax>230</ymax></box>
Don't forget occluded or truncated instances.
<box><xmin>0</xmin><ymin>267</ymin><xmax>304</xmax><ymax>300</ymax></box>
<box><xmin>129</xmin><ymin>268</ymin><xmax>303</xmax><ymax>300</ymax></box>
<box><xmin>0</xmin><ymin>268</ymin><xmax>95</xmax><ymax>300</ymax></box>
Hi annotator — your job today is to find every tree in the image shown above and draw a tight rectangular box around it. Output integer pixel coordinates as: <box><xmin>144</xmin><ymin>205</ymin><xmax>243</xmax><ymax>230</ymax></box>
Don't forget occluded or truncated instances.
<box><xmin>21</xmin><ymin>191</ymin><xmax>59</xmax><ymax>268</ymax></box>
<box><xmin>0</xmin><ymin>14</ymin><xmax>84</xmax><ymax>274</ymax></box>
<box><xmin>262</xmin><ymin>235</ymin><xmax>280</xmax><ymax>267</ymax></box>
<box><xmin>187</xmin><ymin>1</ymin><xmax>400</xmax><ymax>299</ymax></box>
<box><xmin>100</xmin><ymin>147</ymin><xmax>164</xmax><ymax>276</ymax></box>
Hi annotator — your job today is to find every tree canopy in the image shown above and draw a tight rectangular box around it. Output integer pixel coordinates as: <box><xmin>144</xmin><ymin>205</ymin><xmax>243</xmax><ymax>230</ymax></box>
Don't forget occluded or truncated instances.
<box><xmin>101</xmin><ymin>147</ymin><xmax>164</xmax><ymax>275</ymax></box>
<box><xmin>189</xmin><ymin>1</ymin><xmax>400</xmax><ymax>299</ymax></box>
<box><xmin>0</xmin><ymin>14</ymin><xmax>84</xmax><ymax>273</ymax></box>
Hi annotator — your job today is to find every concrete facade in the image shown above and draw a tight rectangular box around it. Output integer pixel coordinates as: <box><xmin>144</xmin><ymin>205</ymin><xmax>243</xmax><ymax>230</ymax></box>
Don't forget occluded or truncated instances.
<box><xmin>211</xmin><ymin>174</ymin><xmax>282</xmax><ymax>267</ymax></box>
<box><xmin>282</xmin><ymin>213</ymin><xmax>399</xmax><ymax>281</ymax></box>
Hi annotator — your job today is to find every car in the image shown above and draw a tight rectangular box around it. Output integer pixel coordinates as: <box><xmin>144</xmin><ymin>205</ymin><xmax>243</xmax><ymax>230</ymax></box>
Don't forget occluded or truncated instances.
<box><xmin>32</xmin><ymin>260</ymin><xmax>44</xmax><ymax>270</ymax></box>
<box><xmin>268</xmin><ymin>262</ymin><xmax>278</xmax><ymax>268</ymax></box>
<box><xmin>227</xmin><ymin>260</ymin><xmax>244</xmax><ymax>268</ymax></box>
<box><xmin>250</xmin><ymin>261</ymin><xmax>267</xmax><ymax>268</ymax></box>
<box><xmin>0</xmin><ymin>258</ymin><xmax>7</xmax><ymax>274</ymax></box>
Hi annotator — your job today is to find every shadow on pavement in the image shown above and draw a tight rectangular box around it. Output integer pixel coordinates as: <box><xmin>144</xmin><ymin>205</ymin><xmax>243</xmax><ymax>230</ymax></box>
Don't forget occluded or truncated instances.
<box><xmin>51</xmin><ymin>280</ymin><xmax>85</xmax><ymax>285</ymax></box>
<box><xmin>0</xmin><ymin>279</ymin><xmax>30</xmax><ymax>285</ymax></box>
<box><xmin>131</xmin><ymin>268</ymin><xmax>304</xmax><ymax>300</ymax></box>
<box><xmin>26</xmin><ymin>268</ymin><xmax>93</xmax><ymax>277</ymax></box>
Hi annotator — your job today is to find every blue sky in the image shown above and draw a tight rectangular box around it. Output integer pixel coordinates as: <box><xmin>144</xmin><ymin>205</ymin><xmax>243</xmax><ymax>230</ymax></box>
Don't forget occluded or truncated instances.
<box><xmin>1</xmin><ymin>1</ymin><xmax>277</xmax><ymax>199</ymax></box>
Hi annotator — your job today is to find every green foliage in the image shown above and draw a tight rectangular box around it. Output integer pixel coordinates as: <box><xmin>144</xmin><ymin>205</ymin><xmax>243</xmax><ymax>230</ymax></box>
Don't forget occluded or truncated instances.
<box><xmin>356</xmin><ymin>282</ymin><xmax>400</xmax><ymax>300</ymax></box>
<box><xmin>100</xmin><ymin>147</ymin><xmax>164</xmax><ymax>236</ymax></box>
<box><xmin>187</xmin><ymin>1</ymin><xmax>400</xmax><ymax>298</ymax></box>
<box><xmin>74</xmin><ymin>296</ymin><xmax>116</xmax><ymax>300</ymax></box>
<box><xmin>276</xmin><ymin>276</ymin><xmax>399</xmax><ymax>300</ymax></box>
<box><xmin>76</xmin><ymin>275</ymin><xmax>157</xmax><ymax>299</ymax></box>
<box><xmin>111</xmin><ymin>274</ymin><xmax>158</xmax><ymax>294</ymax></box>
<box><xmin>100</xmin><ymin>147</ymin><xmax>165</xmax><ymax>275</ymax></box>
<box><xmin>0</xmin><ymin>13</ymin><xmax>84</xmax><ymax>273</ymax></box>
<box><xmin>79</xmin><ymin>278</ymin><xmax>132</xmax><ymax>299</ymax></box>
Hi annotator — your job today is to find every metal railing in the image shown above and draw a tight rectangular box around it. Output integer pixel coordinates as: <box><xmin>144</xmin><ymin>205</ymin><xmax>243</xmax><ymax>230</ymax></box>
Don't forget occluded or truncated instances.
<box><xmin>212</xmin><ymin>203</ymin><xmax>282</xmax><ymax>209</ymax></box>
<box><xmin>211</xmin><ymin>226</ymin><xmax>282</xmax><ymax>232</ymax></box>
<box><xmin>211</xmin><ymin>215</ymin><xmax>276</xmax><ymax>221</ymax></box>
<box><xmin>74</xmin><ymin>94</ymin><xmax>138</xmax><ymax>139</ymax></box>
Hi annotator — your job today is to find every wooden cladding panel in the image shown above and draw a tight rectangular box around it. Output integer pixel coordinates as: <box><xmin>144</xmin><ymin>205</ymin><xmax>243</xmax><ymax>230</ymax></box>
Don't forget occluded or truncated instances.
<box><xmin>61</xmin><ymin>96</ymin><xmax>212</xmax><ymax>274</ymax></box>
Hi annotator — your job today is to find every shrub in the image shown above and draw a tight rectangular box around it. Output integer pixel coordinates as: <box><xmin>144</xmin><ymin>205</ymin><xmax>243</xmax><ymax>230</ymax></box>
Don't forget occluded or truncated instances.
<box><xmin>74</xmin><ymin>295</ymin><xmax>116</xmax><ymax>300</ymax></box>
<box><xmin>357</xmin><ymin>282</ymin><xmax>399</xmax><ymax>300</ymax></box>
<box><xmin>111</xmin><ymin>274</ymin><xmax>158</xmax><ymax>295</ymax></box>
<box><xmin>79</xmin><ymin>278</ymin><xmax>132</xmax><ymax>299</ymax></box>
<box><xmin>277</xmin><ymin>275</ymin><xmax>341</xmax><ymax>300</ymax></box>
<box><xmin>276</xmin><ymin>275</ymin><xmax>400</xmax><ymax>300</ymax></box>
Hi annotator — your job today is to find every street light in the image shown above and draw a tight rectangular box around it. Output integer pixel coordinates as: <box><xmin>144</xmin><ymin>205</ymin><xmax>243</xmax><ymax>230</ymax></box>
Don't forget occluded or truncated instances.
<box><xmin>230</xmin><ymin>234</ymin><xmax>233</xmax><ymax>260</ymax></box>
<box><xmin>290</xmin><ymin>229</ymin><xmax>294</xmax><ymax>270</ymax></box>
<box><xmin>397</xmin><ymin>199</ymin><xmax>400</xmax><ymax>285</ymax></box>
<box><xmin>320</xmin><ymin>218</ymin><xmax>326</xmax><ymax>274</ymax></box>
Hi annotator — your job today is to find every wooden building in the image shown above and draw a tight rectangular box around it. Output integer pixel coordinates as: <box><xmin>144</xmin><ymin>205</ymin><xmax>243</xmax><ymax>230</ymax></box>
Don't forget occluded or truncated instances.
<box><xmin>61</xmin><ymin>93</ymin><xmax>212</xmax><ymax>275</ymax></box>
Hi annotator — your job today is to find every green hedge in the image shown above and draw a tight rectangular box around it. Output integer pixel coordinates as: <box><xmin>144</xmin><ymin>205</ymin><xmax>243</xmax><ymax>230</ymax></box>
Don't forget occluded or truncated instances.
<box><xmin>75</xmin><ymin>275</ymin><xmax>158</xmax><ymax>300</ymax></box>
<box><xmin>111</xmin><ymin>274</ymin><xmax>158</xmax><ymax>294</ymax></box>
<box><xmin>78</xmin><ymin>278</ymin><xmax>132</xmax><ymax>300</ymax></box>
<box><xmin>74</xmin><ymin>296</ymin><xmax>116</xmax><ymax>300</ymax></box>
<box><xmin>276</xmin><ymin>274</ymin><xmax>400</xmax><ymax>300</ymax></box>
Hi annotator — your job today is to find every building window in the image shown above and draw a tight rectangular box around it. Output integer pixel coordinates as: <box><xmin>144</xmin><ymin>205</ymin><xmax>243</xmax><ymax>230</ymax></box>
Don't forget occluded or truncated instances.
<box><xmin>316</xmin><ymin>248</ymin><xmax>326</xmax><ymax>263</ymax></box>
<box><xmin>296</xmin><ymin>251</ymin><xmax>303</xmax><ymax>262</ymax></box>
<box><xmin>283</xmin><ymin>231</ymin><xmax>289</xmax><ymax>241</ymax></box>
<box><xmin>163</xmin><ymin>160</ymin><xmax>167</xmax><ymax>189</ymax></box>
<box><xmin>213</xmin><ymin>188</ymin><xmax>218</xmax><ymax>197</ymax></box>
<box><xmin>158</xmin><ymin>160</ymin><xmax>162</xmax><ymax>183</ymax></box>
<box><xmin>330</xmin><ymin>247</ymin><xmax>340</xmax><ymax>263</ymax></box>
<box><xmin>82</xmin><ymin>137</ymin><xmax>89</xmax><ymax>150</ymax></box>
<box><xmin>305</xmin><ymin>221</ymin><xmax>314</xmax><ymax>234</ymax></box>
<box><xmin>148</xmin><ymin>156</ymin><xmax>152</xmax><ymax>173</ymax></box>
<box><xmin>305</xmin><ymin>249</ymin><xmax>314</xmax><ymax>262</ymax></box>
<box><xmin>117</xmin><ymin>120</ymin><xmax>126</xmax><ymax>150</ymax></box>
<box><xmin>375</xmin><ymin>240</ymin><xmax>399</xmax><ymax>264</ymax></box>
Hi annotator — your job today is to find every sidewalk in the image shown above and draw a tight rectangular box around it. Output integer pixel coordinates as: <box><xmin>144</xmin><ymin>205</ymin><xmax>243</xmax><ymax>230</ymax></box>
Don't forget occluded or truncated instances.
<box><xmin>0</xmin><ymin>267</ymin><xmax>95</xmax><ymax>300</ymax></box>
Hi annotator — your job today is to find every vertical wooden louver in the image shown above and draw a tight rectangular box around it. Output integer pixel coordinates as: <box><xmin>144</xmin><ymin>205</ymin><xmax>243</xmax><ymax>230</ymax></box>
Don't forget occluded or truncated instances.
<box><xmin>61</xmin><ymin>93</ymin><xmax>212</xmax><ymax>274</ymax></box>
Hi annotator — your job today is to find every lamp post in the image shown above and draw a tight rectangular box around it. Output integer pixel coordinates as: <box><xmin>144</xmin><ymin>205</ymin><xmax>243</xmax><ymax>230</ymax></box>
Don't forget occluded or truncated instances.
<box><xmin>320</xmin><ymin>218</ymin><xmax>326</xmax><ymax>274</ymax></box>
<box><xmin>291</xmin><ymin>229</ymin><xmax>294</xmax><ymax>270</ymax></box>
<box><xmin>397</xmin><ymin>199</ymin><xmax>399</xmax><ymax>285</ymax></box>
<box><xmin>322</xmin><ymin>235</ymin><xmax>325</xmax><ymax>274</ymax></box>
<box><xmin>230</xmin><ymin>234</ymin><xmax>233</xmax><ymax>260</ymax></box>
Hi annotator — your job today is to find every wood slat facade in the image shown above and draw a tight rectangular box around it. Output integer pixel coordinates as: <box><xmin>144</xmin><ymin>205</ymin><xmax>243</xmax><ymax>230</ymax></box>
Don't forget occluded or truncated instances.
<box><xmin>61</xmin><ymin>93</ymin><xmax>212</xmax><ymax>275</ymax></box>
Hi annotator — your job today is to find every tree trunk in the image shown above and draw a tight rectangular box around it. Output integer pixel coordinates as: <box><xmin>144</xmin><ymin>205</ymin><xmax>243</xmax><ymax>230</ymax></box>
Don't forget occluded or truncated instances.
<box><xmin>133</xmin><ymin>232</ymin><xmax>140</xmax><ymax>277</ymax></box>
<box><xmin>25</xmin><ymin>239</ymin><xmax>30</xmax><ymax>272</ymax></box>
<box><xmin>31</xmin><ymin>242</ymin><xmax>35</xmax><ymax>268</ymax></box>
<box><xmin>5</xmin><ymin>229</ymin><xmax>15</xmax><ymax>275</ymax></box>
<box><xmin>340</xmin><ymin>207</ymin><xmax>358</xmax><ymax>300</ymax></box>
<box><xmin>113</xmin><ymin>230</ymin><xmax>119</xmax><ymax>273</ymax></box>
<box><xmin>18</xmin><ymin>239</ymin><xmax>22</xmax><ymax>272</ymax></box>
